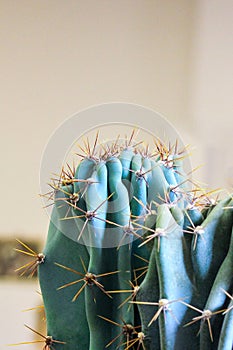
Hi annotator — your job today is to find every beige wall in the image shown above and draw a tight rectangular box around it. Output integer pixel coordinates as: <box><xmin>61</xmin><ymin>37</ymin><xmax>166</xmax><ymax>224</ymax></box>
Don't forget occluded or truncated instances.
<box><xmin>190</xmin><ymin>0</ymin><xmax>233</xmax><ymax>189</ymax></box>
<box><xmin>1</xmin><ymin>0</ymin><xmax>195</xmax><ymax>237</ymax></box>
<box><xmin>1</xmin><ymin>279</ymin><xmax>41</xmax><ymax>350</ymax></box>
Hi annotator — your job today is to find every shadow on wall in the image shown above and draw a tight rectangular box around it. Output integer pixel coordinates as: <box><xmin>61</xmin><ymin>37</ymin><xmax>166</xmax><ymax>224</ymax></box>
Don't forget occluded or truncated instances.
<box><xmin>0</xmin><ymin>237</ymin><xmax>45</xmax><ymax>349</ymax></box>
<box><xmin>0</xmin><ymin>238</ymin><xmax>41</xmax><ymax>277</ymax></box>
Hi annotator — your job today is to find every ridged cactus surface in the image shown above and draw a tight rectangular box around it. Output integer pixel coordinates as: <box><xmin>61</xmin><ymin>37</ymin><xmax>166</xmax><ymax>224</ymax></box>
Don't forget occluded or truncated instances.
<box><xmin>16</xmin><ymin>132</ymin><xmax>233</xmax><ymax>350</ymax></box>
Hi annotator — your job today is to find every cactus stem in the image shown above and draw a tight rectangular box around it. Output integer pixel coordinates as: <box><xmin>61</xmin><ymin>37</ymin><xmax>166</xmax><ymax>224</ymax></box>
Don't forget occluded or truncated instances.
<box><xmin>60</xmin><ymin>192</ymin><xmax>114</xmax><ymax>240</ymax></box>
<box><xmin>136</xmin><ymin>223</ymin><xmax>168</xmax><ymax>252</ymax></box>
<box><xmin>105</xmin><ymin>217</ymin><xmax>142</xmax><ymax>249</ymax></box>
<box><xmin>135</xmin><ymin>169</ymin><xmax>150</xmax><ymax>186</ymax></box>
<box><xmin>140</xmin><ymin>229</ymin><xmax>166</xmax><ymax>252</ymax></box>
<box><xmin>183</xmin><ymin>225</ymin><xmax>205</xmax><ymax>250</ymax></box>
<box><xmin>181</xmin><ymin>301</ymin><xmax>225</xmax><ymax>342</ymax></box>
<box><xmin>169</xmin><ymin>182</ymin><xmax>184</xmax><ymax>194</ymax></box>
<box><xmin>129</xmin><ymin>162</ymin><xmax>161</xmax><ymax>186</ymax></box>
<box><xmin>221</xmin><ymin>289</ymin><xmax>233</xmax><ymax>314</ymax></box>
<box><xmin>157</xmin><ymin>189</ymin><xmax>181</xmax><ymax>208</ymax></box>
<box><xmin>98</xmin><ymin>315</ymin><xmax>138</xmax><ymax>348</ymax></box>
<box><xmin>132</xmin><ymin>196</ymin><xmax>154</xmax><ymax>215</ymax></box>
<box><xmin>107</xmin><ymin>274</ymin><xmax>140</xmax><ymax>309</ymax></box>
<box><xmin>183</xmin><ymin>210</ymin><xmax>206</xmax><ymax>250</ymax></box>
<box><xmin>131</xmin><ymin>298</ymin><xmax>183</xmax><ymax>327</ymax></box>
<box><xmin>45</xmin><ymin>187</ymin><xmax>81</xmax><ymax>216</ymax></box>
<box><xmin>55</xmin><ymin>261</ymin><xmax>119</xmax><ymax>302</ymax></box>
<box><xmin>124</xmin><ymin>166</ymin><xmax>150</xmax><ymax>187</ymax></box>
<box><xmin>36</xmin><ymin>132</ymin><xmax>233</xmax><ymax>349</ymax></box>
<box><xmin>123</xmin><ymin>331</ymin><xmax>146</xmax><ymax>350</ymax></box>
<box><xmin>133</xmin><ymin>254</ymin><xmax>149</xmax><ymax>281</ymax></box>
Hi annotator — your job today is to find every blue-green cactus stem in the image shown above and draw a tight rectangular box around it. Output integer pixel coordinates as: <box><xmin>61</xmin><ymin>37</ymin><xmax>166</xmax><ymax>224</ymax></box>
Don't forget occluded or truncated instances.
<box><xmin>106</xmin><ymin>157</ymin><xmax>133</xmax><ymax>326</ymax></box>
<box><xmin>160</xmin><ymin>164</ymin><xmax>178</xmax><ymax>191</ymax></box>
<box><xmin>183</xmin><ymin>207</ymin><xmax>204</xmax><ymax>231</ymax></box>
<box><xmin>83</xmin><ymin>161</ymin><xmax>115</xmax><ymax>350</ymax></box>
<box><xmin>218</xmin><ymin>297</ymin><xmax>233</xmax><ymax>350</ymax></box>
<box><xmin>182</xmin><ymin>207</ymin><xmax>205</xmax><ymax>285</ymax></box>
<box><xmin>154</xmin><ymin>205</ymin><xmax>193</xmax><ymax>350</ymax></box>
<box><xmin>84</xmin><ymin>161</ymin><xmax>108</xmax><ymax>248</ymax></box>
<box><xmin>147</xmin><ymin>160</ymin><xmax>169</xmax><ymax>208</ymax></box>
<box><xmin>192</xmin><ymin>196</ymin><xmax>233</xmax><ymax>307</ymax></box>
<box><xmin>39</xmin><ymin>199</ymin><xmax>90</xmax><ymax>349</ymax></box>
<box><xmin>37</xmin><ymin>133</ymin><xmax>233</xmax><ymax>350</ymax></box>
<box><xmin>136</xmin><ymin>244</ymin><xmax>160</xmax><ymax>350</ymax></box>
<box><xmin>130</xmin><ymin>154</ymin><xmax>152</xmax><ymax>288</ymax></box>
<box><xmin>170</xmin><ymin>205</ymin><xmax>184</xmax><ymax>227</ymax></box>
<box><xmin>200</xmin><ymin>223</ymin><xmax>233</xmax><ymax>349</ymax></box>
<box><xmin>73</xmin><ymin>157</ymin><xmax>97</xmax><ymax>195</ymax></box>
<box><xmin>130</xmin><ymin>153</ymin><xmax>149</xmax><ymax>218</ymax></box>
<box><xmin>118</xmin><ymin>147</ymin><xmax>134</xmax><ymax>190</ymax></box>
<box><xmin>72</xmin><ymin>157</ymin><xmax>98</xmax><ymax>249</ymax></box>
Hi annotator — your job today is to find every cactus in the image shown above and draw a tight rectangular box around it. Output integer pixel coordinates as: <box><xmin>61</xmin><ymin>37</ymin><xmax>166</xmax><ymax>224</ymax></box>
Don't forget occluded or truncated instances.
<box><xmin>16</xmin><ymin>131</ymin><xmax>233</xmax><ymax>349</ymax></box>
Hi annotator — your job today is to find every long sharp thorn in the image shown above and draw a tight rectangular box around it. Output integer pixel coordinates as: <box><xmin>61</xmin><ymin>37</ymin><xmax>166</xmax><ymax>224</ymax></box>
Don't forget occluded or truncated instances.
<box><xmin>77</xmin><ymin>219</ymin><xmax>88</xmax><ymax>241</ymax></box>
<box><xmin>57</xmin><ymin>279</ymin><xmax>82</xmax><ymax>290</ymax></box>
<box><xmin>97</xmin><ymin>270</ymin><xmax>120</xmax><ymax>278</ymax></box>
<box><xmin>207</xmin><ymin>319</ymin><xmax>213</xmax><ymax>342</ymax></box>
<box><xmin>54</xmin><ymin>263</ymin><xmax>85</xmax><ymax>276</ymax></box>
<box><xmin>180</xmin><ymin>301</ymin><xmax>203</xmax><ymax>314</ymax></box>
<box><xmin>148</xmin><ymin>307</ymin><xmax>163</xmax><ymax>326</ymax></box>
<box><xmin>72</xmin><ymin>282</ymin><xmax>87</xmax><ymax>301</ymax></box>
<box><xmin>8</xmin><ymin>340</ymin><xmax>45</xmax><ymax>346</ymax></box>
<box><xmin>106</xmin><ymin>333</ymin><xmax>122</xmax><ymax>348</ymax></box>
<box><xmin>91</xmin><ymin>131</ymin><xmax>99</xmax><ymax>157</ymax></box>
<box><xmin>15</xmin><ymin>261</ymin><xmax>35</xmax><ymax>274</ymax></box>
<box><xmin>24</xmin><ymin>324</ymin><xmax>46</xmax><ymax>339</ymax></box>
<box><xmin>93</xmin><ymin>192</ymin><xmax>115</xmax><ymax>213</ymax></box>
<box><xmin>98</xmin><ymin>315</ymin><xmax>122</xmax><ymax>328</ymax></box>
<box><xmin>14</xmin><ymin>249</ymin><xmax>36</xmax><ymax>257</ymax></box>
<box><xmin>60</xmin><ymin>214</ymin><xmax>85</xmax><ymax>221</ymax></box>
<box><xmin>80</xmin><ymin>257</ymin><xmax>87</xmax><ymax>273</ymax></box>
<box><xmin>15</xmin><ymin>239</ymin><xmax>37</xmax><ymax>255</ymax></box>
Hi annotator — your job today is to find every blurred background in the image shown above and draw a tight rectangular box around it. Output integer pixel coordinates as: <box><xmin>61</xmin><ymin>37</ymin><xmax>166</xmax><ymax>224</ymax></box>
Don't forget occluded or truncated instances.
<box><xmin>0</xmin><ymin>0</ymin><xmax>233</xmax><ymax>348</ymax></box>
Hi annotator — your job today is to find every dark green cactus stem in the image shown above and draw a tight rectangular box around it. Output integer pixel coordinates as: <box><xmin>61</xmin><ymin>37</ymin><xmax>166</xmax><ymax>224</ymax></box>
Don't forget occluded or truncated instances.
<box><xmin>218</xmin><ymin>296</ymin><xmax>233</xmax><ymax>350</ymax></box>
<box><xmin>39</xmin><ymin>194</ymin><xmax>90</xmax><ymax>349</ymax></box>
<box><xmin>191</xmin><ymin>196</ymin><xmax>233</xmax><ymax>307</ymax></box>
<box><xmin>136</xmin><ymin>243</ymin><xmax>160</xmax><ymax>349</ymax></box>
<box><xmin>200</xmin><ymin>220</ymin><xmax>233</xmax><ymax>349</ymax></box>
<box><xmin>32</xmin><ymin>132</ymin><xmax>233</xmax><ymax>350</ymax></box>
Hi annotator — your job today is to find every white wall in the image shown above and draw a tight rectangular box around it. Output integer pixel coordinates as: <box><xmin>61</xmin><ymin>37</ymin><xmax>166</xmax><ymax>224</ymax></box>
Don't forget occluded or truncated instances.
<box><xmin>190</xmin><ymin>0</ymin><xmax>233</xmax><ymax>190</ymax></box>
<box><xmin>0</xmin><ymin>0</ymin><xmax>195</xmax><ymax>237</ymax></box>
<box><xmin>0</xmin><ymin>279</ymin><xmax>41</xmax><ymax>350</ymax></box>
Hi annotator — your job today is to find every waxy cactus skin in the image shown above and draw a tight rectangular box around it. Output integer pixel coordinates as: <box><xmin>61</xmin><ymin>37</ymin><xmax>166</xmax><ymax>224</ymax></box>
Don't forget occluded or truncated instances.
<box><xmin>19</xmin><ymin>132</ymin><xmax>233</xmax><ymax>350</ymax></box>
